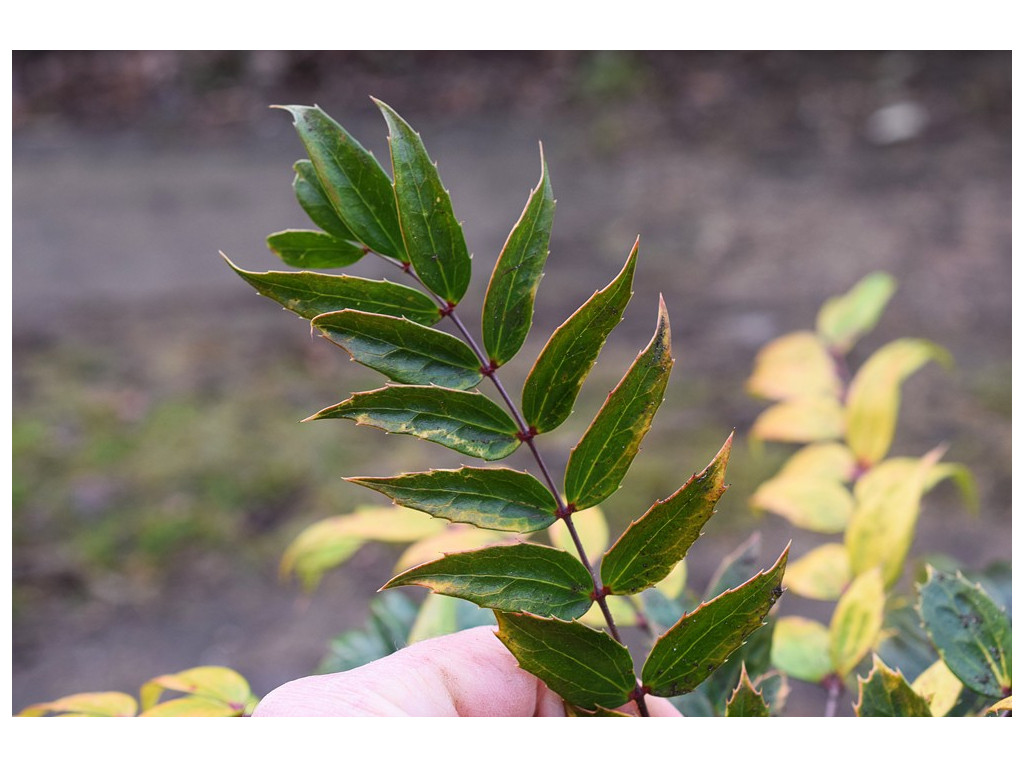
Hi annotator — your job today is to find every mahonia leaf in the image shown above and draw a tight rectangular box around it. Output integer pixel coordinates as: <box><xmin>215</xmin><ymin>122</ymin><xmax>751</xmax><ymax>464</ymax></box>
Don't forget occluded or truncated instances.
<box><xmin>482</xmin><ymin>146</ymin><xmax>555</xmax><ymax>366</ymax></box>
<box><xmin>384</xmin><ymin>542</ymin><xmax>594</xmax><ymax>620</ymax></box>
<box><xmin>564</xmin><ymin>296</ymin><xmax>672</xmax><ymax>511</ymax></box>
<box><xmin>292</xmin><ymin>158</ymin><xmax>358</xmax><ymax>240</ymax></box>
<box><xmin>854</xmin><ymin>655</ymin><xmax>932</xmax><ymax>716</ymax></box>
<box><xmin>912</xmin><ymin>658</ymin><xmax>963</xmax><ymax>717</ymax></box>
<box><xmin>306</xmin><ymin>385</ymin><xmax>521</xmax><ymax>461</ymax></box>
<box><xmin>17</xmin><ymin>691</ymin><xmax>138</xmax><ymax>717</ymax></box>
<box><xmin>749</xmin><ymin>395</ymin><xmax>844</xmax><ymax>443</ymax></box>
<box><xmin>986</xmin><ymin>696</ymin><xmax>1012</xmax><ymax>716</ymax></box>
<box><xmin>771</xmin><ymin>616</ymin><xmax>833</xmax><ymax>683</ymax></box>
<box><xmin>565</xmin><ymin>703</ymin><xmax>633</xmax><ymax>716</ymax></box>
<box><xmin>916</xmin><ymin>567</ymin><xmax>1012</xmax><ymax>698</ymax></box>
<box><xmin>276</xmin><ymin>104</ymin><xmax>406</xmax><ymax>259</ymax></box>
<box><xmin>522</xmin><ymin>239</ymin><xmax>638</xmax><ymax>433</ymax></box>
<box><xmin>139</xmin><ymin>666</ymin><xmax>252</xmax><ymax>715</ymax></box>
<box><xmin>845</xmin><ymin>338</ymin><xmax>952</xmax><ymax>465</ymax></box>
<box><xmin>750</xmin><ymin>442</ymin><xmax>856</xmax><ymax>533</ymax></box>
<box><xmin>375</xmin><ymin>98</ymin><xmax>471</xmax><ymax>304</ymax></box>
<box><xmin>224</xmin><ymin>256</ymin><xmax>440</xmax><ymax>325</ymax></box>
<box><xmin>725</xmin><ymin>665</ymin><xmax>771</xmax><ymax>716</ymax></box>
<box><xmin>313</xmin><ymin>310</ymin><xmax>482</xmax><ymax>389</ymax></box>
<box><xmin>495</xmin><ymin>611</ymin><xmax>636</xmax><ymax>711</ymax></box>
<box><xmin>845</xmin><ymin>447</ymin><xmax>944</xmax><ymax>586</ymax></box>
<box><xmin>829</xmin><ymin>567</ymin><xmax>885</xmax><ymax>677</ymax></box>
<box><xmin>348</xmin><ymin>466</ymin><xmax>557</xmax><ymax>533</ymax></box>
<box><xmin>642</xmin><ymin>545</ymin><xmax>788</xmax><ymax>697</ymax></box>
<box><xmin>266</xmin><ymin>229</ymin><xmax>367</xmax><ymax>269</ymax></box>
<box><xmin>579</xmin><ymin>594</ymin><xmax>640</xmax><ymax>629</ymax></box>
<box><xmin>784</xmin><ymin>543</ymin><xmax>851</xmax><ymax>600</ymax></box>
<box><xmin>746</xmin><ymin>331</ymin><xmax>842</xmax><ymax>401</ymax></box>
<box><xmin>774</xmin><ymin>441</ymin><xmax>857</xmax><ymax>482</ymax></box>
<box><xmin>601</xmin><ymin>434</ymin><xmax>731</xmax><ymax>595</ymax></box>
<box><xmin>816</xmin><ymin>271</ymin><xmax>897</xmax><ymax>354</ymax></box>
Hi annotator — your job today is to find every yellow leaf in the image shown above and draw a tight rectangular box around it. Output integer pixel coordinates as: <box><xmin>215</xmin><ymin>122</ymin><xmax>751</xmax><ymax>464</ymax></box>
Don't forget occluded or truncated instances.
<box><xmin>17</xmin><ymin>691</ymin><xmax>138</xmax><ymax>717</ymax></box>
<box><xmin>784</xmin><ymin>544</ymin><xmax>851</xmax><ymax>600</ymax></box>
<box><xmin>912</xmin><ymin>659</ymin><xmax>963</xmax><ymax>717</ymax></box>
<box><xmin>774</xmin><ymin>442</ymin><xmax>856</xmax><ymax>483</ymax></box>
<box><xmin>394</xmin><ymin>525</ymin><xmax>511</xmax><ymax>572</ymax></box>
<box><xmin>580</xmin><ymin>595</ymin><xmax>638</xmax><ymax>628</ymax></box>
<box><xmin>829</xmin><ymin>568</ymin><xmax>885</xmax><ymax>677</ymax></box>
<box><xmin>987</xmin><ymin>695</ymin><xmax>1012</xmax><ymax>716</ymax></box>
<box><xmin>771</xmin><ymin>616</ymin><xmax>833</xmax><ymax>683</ymax></box>
<box><xmin>750</xmin><ymin>475</ymin><xmax>853</xmax><ymax>533</ymax></box>
<box><xmin>844</xmin><ymin>339</ymin><xmax>951</xmax><ymax>465</ymax></box>
<box><xmin>140</xmin><ymin>696</ymin><xmax>242</xmax><ymax>717</ymax></box>
<box><xmin>845</xmin><ymin>448</ymin><xmax>944</xmax><ymax>585</ymax></box>
<box><xmin>747</xmin><ymin>331</ymin><xmax>842</xmax><ymax>401</ymax></box>
<box><xmin>140</xmin><ymin>666</ymin><xmax>251</xmax><ymax>713</ymax></box>
<box><xmin>815</xmin><ymin>271</ymin><xmax>897</xmax><ymax>354</ymax></box>
<box><xmin>406</xmin><ymin>593</ymin><xmax>459</xmax><ymax>644</ymax></box>
<box><xmin>655</xmin><ymin>559</ymin><xmax>687</xmax><ymax>600</ymax></box>
<box><xmin>750</xmin><ymin>396</ymin><xmax>844</xmax><ymax>443</ymax></box>
<box><xmin>549</xmin><ymin>505</ymin><xmax>609</xmax><ymax>558</ymax></box>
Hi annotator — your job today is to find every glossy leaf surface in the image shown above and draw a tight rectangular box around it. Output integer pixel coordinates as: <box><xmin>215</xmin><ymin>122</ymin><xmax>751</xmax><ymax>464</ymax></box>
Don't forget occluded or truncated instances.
<box><xmin>816</xmin><ymin>271</ymin><xmax>897</xmax><ymax>354</ymax></box>
<box><xmin>313</xmin><ymin>310</ymin><xmax>481</xmax><ymax>389</ymax></box>
<box><xmin>784</xmin><ymin>543</ymin><xmax>851</xmax><ymax>600</ymax></box>
<box><xmin>225</xmin><ymin>257</ymin><xmax>440</xmax><ymax>324</ymax></box>
<box><xmin>348</xmin><ymin>467</ymin><xmax>556</xmax><ymax>533</ymax></box>
<box><xmin>18</xmin><ymin>691</ymin><xmax>138</xmax><ymax>717</ymax></box>
<box><xmin>307</xmin><ymin>385</ymin><xmax>520</xmax><ymax>460</ymax></box>
<box><xmin>278</xmin><ymin>105</ymin><xmax>406</xmax><ymax>259</ymax></box>
<box><xmin>495</xmin><ymin>612</ymin><xmax>636</xmax><ymax>710</ymax></box>
<box><xmin>725</xmin><ymin>666</ymin><xmax>770</xmax><ymax>717</ymax></box>
<box><xmin>482</xmin><ymin>149</ymin><xmax>554</xmax><ymax>365</ymax></box>
<box><xmin>746</xmin><ymin>331</ymin><xmax>841</xmax><ymax>401</ymax></box>
<box><xmin>522</xmin><ymin>241</ymin><xmax>638</xmax><ymax>433</ymax></box>
<box><xmin>564</xmin><ymin>297</ymin><xmax>672</xmax><ymax>511</ymax></box>
<box><xmin>376</xmin><ymin>99</ymin><xmax>471</xmax><ymax>303</ymax></box>
<box><xmin>266</xmin><ymin>229</ymin><xmax>366</xmax><ymax>269</ymax></box>
<box><xmin>845</xmin><ymin>338</ymin><xmax>951</xmax><ymax>465</ymax></box>
<box><xmin>854</xmin><ymin>655</ymin><xmax>932</xmax><ymax>716</ymax></box>
<box><xmin>292</xmin><ymin>158</ymin><xmax>357</xmax><ymax>240</ymax></box>
<box><xmin>385</xmin><ymin>542</ymin><xmax>593</xmax><ymax>620</ymax></box>
<box><xmin>771</xmin><ymin>616</ymin><xmax>832</xmax><ymax>683</ymax></box>
<box><xmin>749</xmin><ymin>396</ymin><xmax>844</xmax><ymax>443</ymax></box>
<box><xmin>829</xmin><ymin>568</ymin><xmax>885</xmax><ymax>677</ymax></box>
<box><xmin>642</xmin><ymin>546</ymin><xmax>788</xmax><ymax>696</ymax></box>
<box><xmin>917</xmin><ymin>567</ymin><xmax>1011</xmax><ymax>697</ymax></box>
<box><xmin>602</xmin><ymin>435</ymin><xmax>730</xmax><ymax>594</ymax></box>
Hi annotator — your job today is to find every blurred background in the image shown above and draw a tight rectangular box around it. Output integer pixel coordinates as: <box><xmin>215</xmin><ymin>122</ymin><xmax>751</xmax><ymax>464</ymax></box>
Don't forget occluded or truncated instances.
<box><xmin>12</xmin><ymin>51</ymin><xmax>1011</xmax><ymax>715</ymax></box>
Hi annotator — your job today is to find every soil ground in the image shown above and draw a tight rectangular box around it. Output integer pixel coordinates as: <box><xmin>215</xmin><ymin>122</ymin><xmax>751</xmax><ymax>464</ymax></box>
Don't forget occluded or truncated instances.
<box><xmin>11</xmin><ymin>52</ymin><xmax>1011</xmax><ymax>716</ymax></box>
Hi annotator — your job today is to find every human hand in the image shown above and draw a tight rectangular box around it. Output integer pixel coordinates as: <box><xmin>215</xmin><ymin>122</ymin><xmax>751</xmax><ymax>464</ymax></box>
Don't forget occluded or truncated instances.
<box><xmin>253</xmin><ymin>625</ymin><xmax>682</xmax><ymax>717</ymax></box>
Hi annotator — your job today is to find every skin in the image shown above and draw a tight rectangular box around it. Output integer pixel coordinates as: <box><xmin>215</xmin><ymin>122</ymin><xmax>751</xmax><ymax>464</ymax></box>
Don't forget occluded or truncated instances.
<box><xmin>254</xmin><ymin>625</ymin><xmax>682</xmax><ymax>717</ymax></box>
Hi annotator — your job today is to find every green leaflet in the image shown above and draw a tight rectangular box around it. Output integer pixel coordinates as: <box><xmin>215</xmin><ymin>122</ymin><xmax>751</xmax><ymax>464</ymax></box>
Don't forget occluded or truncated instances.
<box><xmin>564</xmin><ymin>297</ymin><xmax>672</xmax><ymax>511</ymax></box>
<box><xmin>601</xmin><ymin>434</ymin><xmax>731</xmax><ymax>594</ymax></box>
<box><xmin>771</xmin><ymin>616</ymin><xmax>833</xmax><ymax>683</ymax></box>
<box><xmin>277</xmin><ymin>105</ymin><xmax>407</xmax><ymax>260</ymax></box>
<box><xmin>917</xmin><ymin>567</ymin><xmax>1011</xmax><ymax>698</ymax></box>
<box><xmin>482</xmin><ymin>148</ymin><xmax>555</xmax><ymax>366</ymax></box>
<box><xmin>384</xmin><ymin>543</ymin><xmax>593</xmax><ymax>620</ymax></box>
<box><xmin>854</xmin><ymin>656</ymin><xmax>932</xmax><ymax>716</ymax></box>
<box><xmin>725</xmin><ymin>666</ymin><xmax>771</xmax><ymax>717</ymax></box>
<box><xmin>347</xmin><ymin>467</ymin><xmax>557</xmax><ymax>533</ymax></box>
<box><xmin>816</xmin><ymin>271</ymin><xmax>897</xmax><ymax>354</ymax></box>
<box><xmin>522</xmin><ymin>240</ymin><xmax>638</xmax><ymax>434</ymax></box>
<box><xmin>642</xmin><ymin>545</ymin><xmax>789</xmax><ymax>697</ymax></box>
<box><xmin>292</xmin><ymin>159</ymin><xmax>358</xmax><ymax>240</ymax></box>
<box><xmin>495</xmin><ymin>612</ymin><xmax>636</xmax><ymax>710</ymax></box>
<box><xmin>305</xmin><ymin>385</ymin><xmax>520</xmax><ymax>461</ymax></box>
<box><xmin>313</xmin><ymin>310</ymin><xmax>482</xmax><ymax>389</ymax></box>
<box><xmin>224</xmin><ymin>256</ymin><xmax>440</xmax><ymax>325</ymax></box>
<box><xmin>375</xmin><ymin>99</ymin><xmax>471</xmax><ymax>304</ymax></box>
<box><xmin>266</xmin><ymin>229</ymin><xmax>367</xmax><ymax>269</ymax></box>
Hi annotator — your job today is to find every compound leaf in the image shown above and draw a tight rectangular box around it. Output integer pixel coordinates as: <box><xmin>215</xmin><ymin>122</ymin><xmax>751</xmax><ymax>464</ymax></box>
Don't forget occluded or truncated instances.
<box><xmin>564</xmin><ymin>296</ymin><xmax>672</xmax><ymax>511</ymax></box>
<box><xmin>277</xmin><ymin>104</ymin><xmax>406</xmax><ymax>259</ymax></box>
<box><xmin>292</xmin><ymin>158</ymin><xmax>358</xmax><ymax>240</ymax></box>
<box><xmin>845</xmin><ymin>338</ymin><xmax>952</xmax><ymax>465</ymax></box>
<box><xmin>816</xmin><ymin>271</ymin><xmax>897</xmax><ymax>354</ymax></box>
<box><xmin>313</xmin><ymin>310</ymin><xmax>481</xmax><ymax>389</ymax></box>
<box><xmin>601</xmin><ymin>434</ymin><xmax>731</xmax><ymax>594</ymax></box>
<box><xmin>642</xmin><ymin>545</ymin><xmax>788</xmax><ymax>697</ymax></box>
<box><xmin>224</xmin><ymin>257</ymin><xmax>440</xmax><ymax>325</ymax></box>
<box><xmin>771</xmin><ymin>616</ymin><xmax>832</xmax><ymax>683</ymax></box>
<box><xmin>495</xmin><ymin>611</ymin><xmax>636</xmax><ymax>710</ymax></box>
<box><xmin>746</xmin><ymin>331</ymin><xmax>841</xmax><ymax>401</ymax></box>
<box><xmin>482</xmin><ymin>147</ymin><xmax>555</xmax><ymax>366</ymax></box>
<box><xmin>854</xmin><ymin>655</ymin><xmax>932</xmax><ymax>716</ymax></box>
<box><xmin>376</xmin><ymin>99</ymin><xmax>471</xmax><ymax>304</ymax></box>
<box><xmin>348</xmin><ymin>466</ymin><xmax>557</xmax><ymax>533</ymax></box>
<box><xmin>829</xmin><ymin>567</ymin><xmax>885</xmax><ymax>677</ymax></box>
<box><xmin>522</xmin><ymin>240</ymin><xmax>638</xmax><ymax>433</ymax></box>
<box><xmin>306</xmin><ymin>385</ymin><xmax>521</xmax><ymax>461</ymax></box>
<box><xmin>384</xmin><ymin>542</ymin><xmax>594</xmax><ymax>620</ymax></box>
<box><xmin>266</xmin><ymin>229</ymin><xmax>366</xmax><ymax>269</ymax></box>
<box><xmin>917</xmin><ymin>567</ymin><xmax>1011</xmax><ymax>698</ymax></box>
